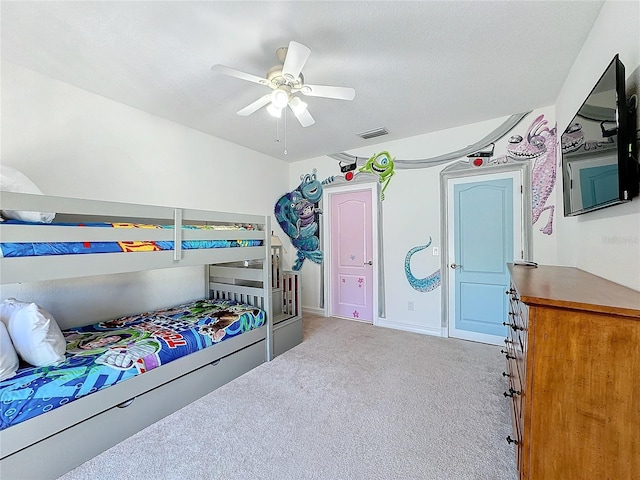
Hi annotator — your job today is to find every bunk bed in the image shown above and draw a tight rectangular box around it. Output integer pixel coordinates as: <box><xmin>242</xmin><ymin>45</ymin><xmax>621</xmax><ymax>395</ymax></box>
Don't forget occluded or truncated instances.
<box><xmin>0</xmin><ymin>191</ymin><xmax>297</xmax><ymax>479</ymax></box>
<box><xmin>270</xmin><ymin>241</ymin><xmax>303</xmax><ymax>357</ymax></box>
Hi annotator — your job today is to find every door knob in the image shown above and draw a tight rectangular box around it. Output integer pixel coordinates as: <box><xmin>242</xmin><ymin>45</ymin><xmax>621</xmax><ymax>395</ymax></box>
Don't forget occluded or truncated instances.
<box><xmin>364</xmin><ymin>260</ymin><xmax>373</xmax><ymax>266</ymax></box>
<box><xmin>450</xmin><ymin>263</ymin><xmax>462</xmax><ymax>269</ymax></box>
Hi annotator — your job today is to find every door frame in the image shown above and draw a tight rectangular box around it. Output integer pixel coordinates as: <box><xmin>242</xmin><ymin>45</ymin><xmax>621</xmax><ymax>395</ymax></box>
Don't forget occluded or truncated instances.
<box><xmin>322</xmin><ymin>181</ymin><xmax>382</xmax><ymax>324</ymax></box>
<box><xmin>440</xmin><ymin>163</ymin><xmax>532</xmax><ymax>338</ymax></box>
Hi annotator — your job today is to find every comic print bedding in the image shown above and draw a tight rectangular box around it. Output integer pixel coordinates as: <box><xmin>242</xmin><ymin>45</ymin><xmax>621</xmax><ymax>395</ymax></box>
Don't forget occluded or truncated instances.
<box><xmin>0</xmin><ymin>299</ymin><xmax>265</xmax><ymax>430</ymax></box>
<box><xmin>0</xmin><ymin>220</ymin><xmax>261</xmax><ymax>258</ymax></box>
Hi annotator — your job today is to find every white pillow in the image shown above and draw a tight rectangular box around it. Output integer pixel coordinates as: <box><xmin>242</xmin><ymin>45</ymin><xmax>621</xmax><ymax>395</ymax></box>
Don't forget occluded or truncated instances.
<box><xmin>0</xmin><ymin>298</ymin><xmax>66</xmax><ymax>367</ymax></box>
<box><xmin>0</xmin><ymin>165</ymin><xmax>55</xmax><ymax>223</ymax></box>
<box><xmin>0</xmin><ymin>321</ymin><xmax>19</xmax><ymax>381</ymax></box>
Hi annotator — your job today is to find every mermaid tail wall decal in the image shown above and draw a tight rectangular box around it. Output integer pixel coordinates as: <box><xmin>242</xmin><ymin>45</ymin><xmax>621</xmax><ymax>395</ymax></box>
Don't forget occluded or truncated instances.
<box><xmin>405</xmin><ymin>237</ymin><xmax>441</xmax><ymax>292</ymax></box>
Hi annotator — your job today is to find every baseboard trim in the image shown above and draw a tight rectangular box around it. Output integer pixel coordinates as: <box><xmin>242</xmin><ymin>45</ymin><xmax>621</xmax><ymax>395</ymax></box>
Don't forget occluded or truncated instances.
<box><xmin>302</xmin><ymin>307</ymin><xmax>325</xmax><ymax>317</ymax></box>
<box><xmin>375</xmin><ymin>319</ymin><xmax>445</xmax><ymax>337</ymax></box>
<box><xmin>301</xmin><ymin>310</ymin><xmax>447</xmax><ymax>338</ymax></box>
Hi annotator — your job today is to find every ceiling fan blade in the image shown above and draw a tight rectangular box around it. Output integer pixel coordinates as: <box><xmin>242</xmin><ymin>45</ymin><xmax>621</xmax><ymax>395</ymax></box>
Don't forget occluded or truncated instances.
<box><xmin>289</xmin><ymin>102</ymin><xmax>315</xmax><ymax>127</ymax></box>
<box><xmin>211</xmin><ymin>64</ymin><xmax>271</xmax><ymax>87</ymax></box>
<box><xmin>282</xmin><ymin>41</ymin><xmax>311</xmax><ymax>80</ymax></box>
<box><xmin>301</xmin><ymin>84</ymin><xmax>356</xmax><ymax>101</ymax></box>
<box><xmin>237</xmin><ymin>94</ymin><xmax>272</xmax><ymax>116</ymax></box>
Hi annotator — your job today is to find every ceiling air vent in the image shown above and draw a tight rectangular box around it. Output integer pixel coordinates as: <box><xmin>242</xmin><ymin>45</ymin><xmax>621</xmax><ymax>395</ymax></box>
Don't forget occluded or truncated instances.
<box><xmin>357</xmin><ymin>127</ymin><xmax>389</xmax><ymax>140</ymax></box>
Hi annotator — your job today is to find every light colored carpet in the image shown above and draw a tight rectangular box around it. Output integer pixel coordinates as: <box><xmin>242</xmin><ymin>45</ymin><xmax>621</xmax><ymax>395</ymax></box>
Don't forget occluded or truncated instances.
<box><xmin>59</xmin><ymin>316</ymin><xmax>518</xmax><ymax>480</ymax></box>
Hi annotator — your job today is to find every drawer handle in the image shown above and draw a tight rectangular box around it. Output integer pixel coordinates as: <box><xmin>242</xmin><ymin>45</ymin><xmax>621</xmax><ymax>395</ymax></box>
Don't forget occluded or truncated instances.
<box><xmin>506</xmin><ymin>290</ymin><xmax>520</xmax><ymax>301</ymax></box>
<box><xmin>506</xmin><ymin>435</ymin><xmax>519</xmax><ymax>445</ymax></box>
<box><xmin>500</xmin><ymin>349</ymin><xmax>516</xmax><ymax>360</ymax></box>
<box><xmin>504</xmin><ymin>338</ymin><xmax>513</xmax><ymax>345</ymax></box>
<box><xmin>502</xmin><ymin>371</ymin><xmax>511</xmax><ymax>378</ymax></box>
<box><xmin>117</xmin><ymin>397</ymin><xmax>136</xmax><ymax>408</ymax></box>
<box><xmin>210</xmin><ymin>359</ymin><xmax>221</xmax><ymax>366</ymax></box>
<box><xmin>503</xmin><ymin>388</ymin><xmax>521</xmax><ymax>398</ymax></box>
<box><xmin>502</xmin><ymin>322</ymin><xmax>523</xmax><ymax>331</ymax></box>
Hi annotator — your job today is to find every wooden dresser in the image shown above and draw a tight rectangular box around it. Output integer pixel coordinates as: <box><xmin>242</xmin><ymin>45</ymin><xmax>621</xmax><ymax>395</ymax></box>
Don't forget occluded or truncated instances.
<box><xmin>504</xmin><ymin>264</ymin><xmax>640</xmax><ymax>480</ymax></box>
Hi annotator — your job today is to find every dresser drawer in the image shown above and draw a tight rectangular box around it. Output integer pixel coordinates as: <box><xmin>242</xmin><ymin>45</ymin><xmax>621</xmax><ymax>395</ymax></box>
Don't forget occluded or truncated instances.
<box><xmin>506</xmin><ymin>354</ymin><xmax>522</xmax><ymax>395</ymax></box>
<box><xmin>506</xmin><ymin>326</ymin><xmax>527</xmax><ymax>390</ymax></box>
<box><xmin>504</xmin><ymin>334</ymin><xmax>524</xmax><ymax>473</ymax></box>
<box><xmin>504</xmin><ymin>347</ymin><xmax>523</xmax><ymax>418</ymax></box>
<box><xmin>515</xmin><ymin>302</ymin><xmax>528</xmax><ymax>353</ymax></box>
<box><xmin>507</xmin><ymin>284</ymin><xmax>528</xmax><ymax>386</ymax></box>
<box><xmin>506</xmin><ymin>370</ymin><xmax>523</xmax><ymax>471</ymax></box>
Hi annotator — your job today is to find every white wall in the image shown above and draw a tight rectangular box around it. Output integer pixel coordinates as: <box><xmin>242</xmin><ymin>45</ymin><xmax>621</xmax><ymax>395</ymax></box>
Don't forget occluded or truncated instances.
<box><xmin>290</xmin><ymin>108</ymin><xmax>556</xmax><ymax>334</ymax></box>
<box><xmin>1</xmin><ymin>61</ymin><xmax>289</xmax><ymax>327</ymax></box>
<box><xmin>291</xmin><ymin>0</ymin><xmax>640</xmax><ymax>336</ymax></box>
<box><xmin>555</xmin><ymin>0</ymin><xmax>640</xmax><ymax>290</ymax></box>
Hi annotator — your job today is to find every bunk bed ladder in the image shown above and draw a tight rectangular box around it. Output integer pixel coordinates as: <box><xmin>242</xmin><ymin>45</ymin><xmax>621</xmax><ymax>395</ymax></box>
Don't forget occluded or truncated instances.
<box><xmin>263</xmin><ymin>216</ymin><xmax>273</xmax><ymax>361</ymax></box>
<box><xmin>270</xmin><ymin>244</ymin><xmax>302</xmax><ymax>324</ymax></box>
<box><xmin>206</xmin><ymin>216</ymin><xmax>273</xmax><ymax>361</ymax></box>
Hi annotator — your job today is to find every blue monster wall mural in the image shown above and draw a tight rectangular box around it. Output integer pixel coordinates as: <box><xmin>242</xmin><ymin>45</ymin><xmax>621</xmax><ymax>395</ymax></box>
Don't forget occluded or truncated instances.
<box><xmin>274</xmin><ymin>169</ymin><xmax>327</xmax><ymax>271</ymax></box>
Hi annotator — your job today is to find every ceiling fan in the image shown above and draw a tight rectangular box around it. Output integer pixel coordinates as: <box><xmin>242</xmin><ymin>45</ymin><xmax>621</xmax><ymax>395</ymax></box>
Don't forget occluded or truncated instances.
<box><xmin>211</xmin><ymin>41</ymin><xmax>355</xmax><ymax>127</ymax></box>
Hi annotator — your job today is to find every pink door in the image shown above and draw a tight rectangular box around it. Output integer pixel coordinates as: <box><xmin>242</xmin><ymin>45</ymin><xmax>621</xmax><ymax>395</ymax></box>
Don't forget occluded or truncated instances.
<box><xmin>330</xmin><ymin>189</ymin><xmax>374</xmax><ymax>322</ymax></box>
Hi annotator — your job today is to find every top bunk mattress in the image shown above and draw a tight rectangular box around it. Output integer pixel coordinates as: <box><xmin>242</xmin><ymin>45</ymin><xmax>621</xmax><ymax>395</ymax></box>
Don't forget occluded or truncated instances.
<box><xmin>0</xmin><ymin>298</ymin><xmax>265</xmax><ymax>431</ymax></box>
<box><xmin>0</xmin><ymin>192</ymin><xmax>270</xmax><ymax>284</ymax></box>
<box><xmin>0</xmin><ymin>220</ymin><xmax>261</xmax><ymax>258</ymax></box>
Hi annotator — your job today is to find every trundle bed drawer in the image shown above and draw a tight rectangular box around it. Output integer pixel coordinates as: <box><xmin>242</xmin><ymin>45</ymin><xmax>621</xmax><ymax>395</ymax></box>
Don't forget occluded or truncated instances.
<box><xmin>1</xmin><ymin>340</ymin><xmax>265</xmax><ymax>480</ymax></box>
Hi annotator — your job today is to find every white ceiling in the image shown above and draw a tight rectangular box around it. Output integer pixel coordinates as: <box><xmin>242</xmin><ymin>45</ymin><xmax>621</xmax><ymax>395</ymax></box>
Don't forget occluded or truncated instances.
<box><xmin>1</xmin><ymin>1</ymin><xmax>604</xmax><ymax>163</ymax></box>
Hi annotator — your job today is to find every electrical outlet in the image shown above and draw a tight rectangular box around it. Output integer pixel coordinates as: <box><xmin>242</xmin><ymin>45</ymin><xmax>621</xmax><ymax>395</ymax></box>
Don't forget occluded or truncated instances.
<box><xmin>432</xmin><ymin>247</ymin><xmax>439</xmax><ymax>256</ymax></box>
<box><xmin>408</xmin><ymin>301</ymin><xmax>414</xmax><ymax>311</ymax></box>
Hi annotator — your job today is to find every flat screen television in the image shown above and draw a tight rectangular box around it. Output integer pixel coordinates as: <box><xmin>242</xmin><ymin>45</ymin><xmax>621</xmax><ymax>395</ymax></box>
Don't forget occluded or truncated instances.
<box><xmin>561</xmin><ymin>54</ymin><xmax>639</xmax><ymax>216</ymax></box>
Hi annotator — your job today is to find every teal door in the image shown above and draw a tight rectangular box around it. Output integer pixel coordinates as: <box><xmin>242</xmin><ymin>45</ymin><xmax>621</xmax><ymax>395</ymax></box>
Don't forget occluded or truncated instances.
<box><xmin>448</xmin><ymin>174</ymin><xmax>520</xmax><ymax>345</ymax></box>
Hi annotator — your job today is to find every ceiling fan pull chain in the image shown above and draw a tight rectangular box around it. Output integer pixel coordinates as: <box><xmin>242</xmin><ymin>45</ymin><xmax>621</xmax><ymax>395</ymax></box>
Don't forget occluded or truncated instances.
<box><xmin>284</xmin><ymin>110</ymin><xmax>288</xmax><ymax>155</ymax></box>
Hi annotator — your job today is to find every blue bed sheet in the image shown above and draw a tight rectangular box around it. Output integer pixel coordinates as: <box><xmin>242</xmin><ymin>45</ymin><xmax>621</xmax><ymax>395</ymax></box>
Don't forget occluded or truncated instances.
<box><xmin>0</xmin><ymin>220</ymin><xmax>261</xmax><ymax>257</ymax></box>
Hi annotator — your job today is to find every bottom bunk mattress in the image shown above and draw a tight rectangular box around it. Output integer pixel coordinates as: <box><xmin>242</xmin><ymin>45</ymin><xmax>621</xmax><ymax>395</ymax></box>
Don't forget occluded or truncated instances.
<box><xmin>0</xmin><ymin>299</ymin><xmax>265</xmax><ymax>430</ymax></box>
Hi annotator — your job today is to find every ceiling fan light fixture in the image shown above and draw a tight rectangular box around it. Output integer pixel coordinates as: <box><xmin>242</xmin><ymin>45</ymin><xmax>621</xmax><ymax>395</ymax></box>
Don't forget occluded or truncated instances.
<box><xmin>267</xmin><ymin>103</ymin><xmax>283</xmax><ymax>118</ymax></box>
<box><xmin>212</xmin><ymin>41</ymin><xmax>354</xmax><ymax>130</ymax></box>
<box><xmin>271</xmin><ymin>88</ymin><xmax>289</xmax><ymax>109</ymax></box>
<box><xmin>289</xmin><ymin>96</ymin><xmax>308</xmax><ymax>115</ymax></box>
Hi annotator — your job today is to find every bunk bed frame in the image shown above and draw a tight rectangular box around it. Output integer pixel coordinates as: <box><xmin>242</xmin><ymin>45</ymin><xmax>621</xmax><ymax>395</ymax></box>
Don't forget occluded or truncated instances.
<box><xmin>0</xmin><ymin>191</ymin><xmax>298</xmax><ymax>479</ymax></box>
<box><xmin>270</xmin><ymin>243</ymin><xmax>303</xmax><ymax>357</ymax></box>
